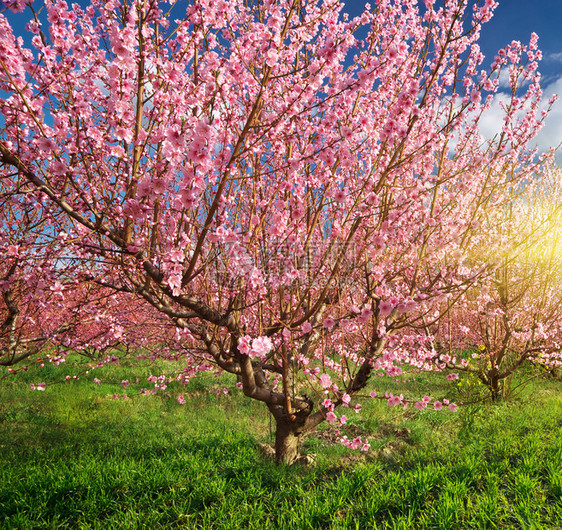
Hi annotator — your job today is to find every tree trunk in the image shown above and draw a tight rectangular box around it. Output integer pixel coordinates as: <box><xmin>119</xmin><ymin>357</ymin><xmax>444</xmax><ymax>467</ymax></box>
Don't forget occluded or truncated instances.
<box><xmin>274</xmin><ymin>417</ymin><xmax>303</xmax><ymax>465</ymax></box>
<box><xmin>489</xmin><ymin>372</ymin><xmax>501</xmax><ymax>401</ymax></box>
<box><xmin>264</xmin><ymin>392</ymin><xmax>319</xmax><ymax>465</ymax></box>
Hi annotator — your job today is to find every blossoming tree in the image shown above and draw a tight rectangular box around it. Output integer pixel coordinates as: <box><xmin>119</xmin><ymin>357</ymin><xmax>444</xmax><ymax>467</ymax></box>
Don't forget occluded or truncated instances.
<box><xmin>0</xmin><ymin>189</ymin><xmax>149</xmax><ymax>371</ymax></box>
<box><xmin>0</xmin><ymin>0</ymin><xmax>552</xmax><ymax>463</ymax></box>
<box><xmin>0</xmin><ymin>165</ymin><xmax>77</xmax><ymax>367</ymax></box>
<box><xmin>429</xmin><ymin>166</ymin><xmax>562</xmax><ymax>400</ymax></box>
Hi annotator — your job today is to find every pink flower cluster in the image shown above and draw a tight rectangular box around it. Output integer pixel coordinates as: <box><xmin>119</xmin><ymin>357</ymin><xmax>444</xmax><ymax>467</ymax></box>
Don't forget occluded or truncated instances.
<box><xmin>414</xmin><ymin>396</ymin><xmax>458</xmax><ymax>412</ymax></box>
<box><xmin>238</xmin><ymin>335</ymin><xmax>273</xmax><ymax>359</ymax></box>
<box><xmin>341</xmin><ymin>436</ymin><xmax>370</xmax><ymax>452</ymax></box>
<box><xmin>2</xmin><ymin>0</ymin><xmax>31</xmax><ymax>13</ymax></box>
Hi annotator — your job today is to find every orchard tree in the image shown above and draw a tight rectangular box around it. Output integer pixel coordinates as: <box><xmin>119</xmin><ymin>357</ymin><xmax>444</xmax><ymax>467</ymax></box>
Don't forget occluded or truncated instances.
<box><xmin>0</xmin><ymin>166</ymin><xmax>163</xmax><ymax>370</ymax></box>
<box><xmin>0</xmin><ymin>0</ymin><xmax>553</xmax><ymax>463</ymax></box>
<box><xmin>429</xmin><ymin>166</ymin><xmax>562</xmax><ymax>400</ymax></box>
<box><xmin>0</xmin><ymin>172</ymin><xmax>74</xmax><ymax>367</ymax></box>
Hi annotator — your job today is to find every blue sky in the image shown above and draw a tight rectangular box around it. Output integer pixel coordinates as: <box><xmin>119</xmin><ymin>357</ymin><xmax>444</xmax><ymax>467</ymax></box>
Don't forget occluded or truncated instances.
<box><xmin>481</xmin><ymin>0</ymin><xmax>562</xmax><ymax>84</ymax></box>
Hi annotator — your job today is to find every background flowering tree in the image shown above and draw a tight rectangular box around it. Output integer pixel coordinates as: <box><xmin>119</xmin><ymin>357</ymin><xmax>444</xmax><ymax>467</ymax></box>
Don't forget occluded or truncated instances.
<box><xmin>0</xmin><ymin>164</ymin><xmax>174</xmax><ymax>369</ymax></box>
<box><xmin>0</xmin><ymin>0</ymin><xmax>553</xmax><ymax>463</ymax></box>
<box><xmin>0</xmin><ymin>171</ymin><xmax>74</xmax><ymax>367</ymax></box>
<box><xmin>430</xmin><ymin>166</ymin><xmax>562</xmax><ymax>400</ymax></box>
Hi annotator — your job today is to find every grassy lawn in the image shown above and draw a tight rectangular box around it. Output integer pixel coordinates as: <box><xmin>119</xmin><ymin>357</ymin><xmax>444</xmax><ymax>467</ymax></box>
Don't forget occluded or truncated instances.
<box><xmin>1</xmin><ymin>357</ymin><xmax>561</xmax><ymax>529</ymax></box>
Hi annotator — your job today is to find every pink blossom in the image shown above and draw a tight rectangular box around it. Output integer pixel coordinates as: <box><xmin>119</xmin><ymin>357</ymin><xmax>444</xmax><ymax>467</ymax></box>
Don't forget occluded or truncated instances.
<box><xmin>114</xmin><ymin>126</ymin><xmax>133</xmax><ymax>143</ymax></box>
<box><xmin>301</xmin><ymin>321</ymin><xmax>312</xmax><ymax>334</ymax></box>
<box><xmin>448</xmin><ymin>403</ymin><xmax>458</xmax><ymax>412</ymax></box>
<box><xmin>433</xmin><ymin>401</ymin><xmax>442</xmax><ymax>411</ymax></box>
<box><xmin>265</xmin><ymin>48</ymin><xmax>278</xmax><ymax>67</ymax></box>
<box><xmin>379</xmin><ymin>301</ymin><xmax>393</xmax><ymax>317</ymax></box>
<box><xmin>341</xmin><ymin>393</ymin><xmax>351</xmax><ymax>406</ymax></box>
<box><xmin>166</xmin><ymin>127</ymin><xmax>185</xmax><ymax>149</ymax></box>
<box><xmin>319</xmin><ymin>373</ymin><xmax>331</xmax><ymax>389</ymax></box>
<box><xmin>323</xmin><ymin>317</ymin><xmax>336</xmax><ymax>330</ymax></box>
<box><xmin>326</xmin><ymin>411</ymin><xmax>337</xmax><ymax>423</ymax></box>
<box><xmin>238</xmin><ymin>335</ymin><xmax>251</xmax><ymax>355</ymax></box>
<box><xmin>3</xmin><ymin>0</ymin><xmax>32</xmax><ymax>13</ymax></box>
<box><xmin>250</xmin><ymin>336</ymin><xmax>273</xmax><ymax>358</ymax></box>
<box><xmin>177</xmin><ymin>395</ymin><xmax>186</xmax><ymax>405</ymax></box>
<box><xmin>179</xmin><ymin>189</ymin><xmax>198</xmax><ymax>209</ymax></box>
<box><xmin>93</xmin><ymin>378</ymin><xmax>101</xmax><ymax>385</ymax></box>
<box><xmin>339</xmin><ymin>415</ymin><xmax>347</xmax><ymax>425</ymax></box>
<box><xmin>112</xmin><ymin>41</ymin><xmax>131</xmax><ymax>60</ymax></box>
<box><xmin>36</xmin><ymin>137</ymin><xmax>57</xmax><ymax>152</ymax></box>
<box><xmin>470</xmin><ymin>89</ymin><xmax>481</xmax><ymax>105</ymax></box>
<box><xmin>334</xmin><ymin>189</ymin><xmax>346</xmax><ymax>203</ymax></box>
<box><xmin>50</xmin><ymin>160</ymin><xmax>66</xmax><ymax>175</ymax></box>
<box><xmin>357</xmin><ymin>307</ymin><xmax>372</xmax><ymax>324</ymax></box>
<box><xmin>446</xmin><ymin>373</ymin><xmax>459</xmax><ymax>380</ymax></box>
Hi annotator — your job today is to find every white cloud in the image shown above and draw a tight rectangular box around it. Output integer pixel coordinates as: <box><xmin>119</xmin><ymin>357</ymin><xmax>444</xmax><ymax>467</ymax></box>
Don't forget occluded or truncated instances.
<box><xmin>545</xmin><ymin>52</ymin><xmax>562</xmax><ymax>64</ymax></box>
<box><xmin>535</xmin><ymin>76</ymin><xmax>562</xmax><ymax>159</ymax></box>
<box><xmin>496</xmin><ymin>68</ymin><xmax>512</xmax><ymax>90</ymax></box>
<box><xmin>477</xmin><ymin>91</ymin><xmax>511</xmax><ymax>140</ymax></box>
<box><xmin>477</xmin><ymin>76</ymin><xmax>562</xmax><ymax>163</ymax></box>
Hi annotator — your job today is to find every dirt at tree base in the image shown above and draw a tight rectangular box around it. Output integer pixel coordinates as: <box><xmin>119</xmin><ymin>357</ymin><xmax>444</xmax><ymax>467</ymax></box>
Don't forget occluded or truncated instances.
<box><xmin>259</xmin><ymin>422</ymin><xmax>413</xmax><ymax>466</ymax></box>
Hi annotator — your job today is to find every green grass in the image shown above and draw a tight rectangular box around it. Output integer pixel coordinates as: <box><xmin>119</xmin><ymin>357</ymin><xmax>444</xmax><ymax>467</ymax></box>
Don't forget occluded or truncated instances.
<box><xmin>1</xmin><ymin>357</ymin><xmax>561</xmax><ymax>529</ymax></box>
